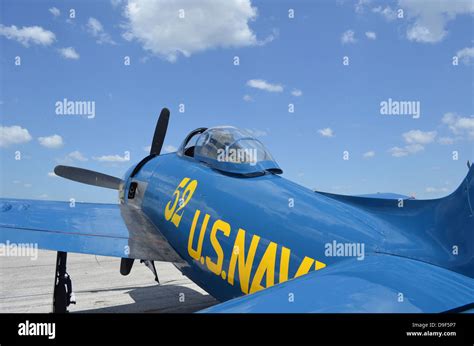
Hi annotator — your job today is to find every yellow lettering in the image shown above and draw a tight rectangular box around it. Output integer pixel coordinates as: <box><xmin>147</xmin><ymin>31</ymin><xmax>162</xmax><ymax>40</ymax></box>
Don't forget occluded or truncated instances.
<box><xmin>249</xmin><ymin>242</ymin><xmax>277</xmax><ymax>294</ymax></box>
<box><xmin>227</xmin><ymin>229</ymin><xmax>260</xmax><ymax>294</ymax></box>
<box><xmin>315</xmin><ymin>260</ymin><xmax>326</xmax><ymax>270</ymax></box>
<box><xmin>294</xmin><ymin>256</ymin><xmax>315</xmax><ymax>278</ymax></box>
<box><xmin>279</xmin><ymin>246</ymin><xmax>291</xmax><ymax>283</ymax></box>
<box><xmin>206</xmin><ymin>219</ymin><xmax>231</xmax><ymax>275</ymax></box>
<box><xmin>188</xmin><ymin>209</ymin><xmax>209</xmax><ymax>261</ymax></box>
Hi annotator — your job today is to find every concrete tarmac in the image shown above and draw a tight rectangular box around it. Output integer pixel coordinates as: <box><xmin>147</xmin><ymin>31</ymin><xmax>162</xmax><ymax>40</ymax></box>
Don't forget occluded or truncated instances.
<box><xmin>0</xmin><ymin>250</ymin><xmax>218</xmax><ymax>313</ymax></box>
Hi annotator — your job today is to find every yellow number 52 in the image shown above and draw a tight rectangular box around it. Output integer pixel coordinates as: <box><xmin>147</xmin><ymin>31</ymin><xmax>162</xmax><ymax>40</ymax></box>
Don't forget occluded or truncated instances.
<box><xmin>164</xmin><ymin>177</ymin><xmax>198</xmax><ymax>228</ymax></box>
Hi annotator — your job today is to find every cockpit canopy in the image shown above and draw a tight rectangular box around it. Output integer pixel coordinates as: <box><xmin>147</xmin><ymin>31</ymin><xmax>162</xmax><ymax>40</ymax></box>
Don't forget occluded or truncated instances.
<box><xmin>179</xmin><ymin>126</ymin><xmax>282</xmax><ymax>176</ymax></box>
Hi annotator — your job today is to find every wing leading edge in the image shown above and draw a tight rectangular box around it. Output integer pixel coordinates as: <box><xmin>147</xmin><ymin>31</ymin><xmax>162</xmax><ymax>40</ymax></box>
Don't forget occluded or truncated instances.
<box><xmin>0</xmin><ymin>198</ymin><xmax>182</xmax><ymax>262</ymax></box>
<box><xmin>0</xmin><ymin>198</ymin><xmax>131</xmax><ymax>258</ymax></box>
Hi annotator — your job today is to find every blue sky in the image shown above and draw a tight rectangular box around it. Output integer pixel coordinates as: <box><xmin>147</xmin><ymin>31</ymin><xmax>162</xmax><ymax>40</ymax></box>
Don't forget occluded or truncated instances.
<box><xmin>1</xmin><ymin>0</ymin><xmax>473</xmax><ymax>203</ymax></box>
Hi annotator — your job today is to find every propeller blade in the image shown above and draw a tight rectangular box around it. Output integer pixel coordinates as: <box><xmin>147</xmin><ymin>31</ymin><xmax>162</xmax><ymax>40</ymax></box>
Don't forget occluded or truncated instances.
<box><xmin>150</xmin><ymin>107</ymin><xmax>170</xmax><ymax>155</ymax></box>
<box><xmin>120</xmin><ymin>258</ymin><xmax>134</xmax><ymax>276</ymax></box>
<box><xmin>54</xmin><ymin>165</ymin><xmax>123</xmax><ymax>190</ymax></box>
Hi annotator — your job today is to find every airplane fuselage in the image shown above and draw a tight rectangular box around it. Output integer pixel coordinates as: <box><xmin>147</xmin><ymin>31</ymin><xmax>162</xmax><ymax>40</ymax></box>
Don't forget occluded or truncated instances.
<box><xmin>120</xmin><ymin>153</ymin><xmax>403</xmax><ymax>301</ymax></box>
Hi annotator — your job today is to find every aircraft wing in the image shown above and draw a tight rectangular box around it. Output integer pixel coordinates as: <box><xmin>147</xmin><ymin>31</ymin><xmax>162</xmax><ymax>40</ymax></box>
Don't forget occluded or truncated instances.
<box><xmin>353</xmin><ymin>192</ymin><xmax>414</xmax><ymax>199</ymax></box>
<box><xmin>0</xmin><ymin>198</ymin><xmax>182</xmax><ymax>262</ymax></box>
<box><xmin>199</xmin><ymin>254</ymin><xmax>474</xmax><ymax>313</ymax></box>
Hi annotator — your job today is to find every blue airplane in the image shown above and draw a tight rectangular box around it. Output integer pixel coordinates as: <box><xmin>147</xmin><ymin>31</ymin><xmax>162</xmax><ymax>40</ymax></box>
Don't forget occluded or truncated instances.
<box><xmin>1</xmin><ymin>108</ymin><xmax>473</xmax><ymax>313</ymax></box>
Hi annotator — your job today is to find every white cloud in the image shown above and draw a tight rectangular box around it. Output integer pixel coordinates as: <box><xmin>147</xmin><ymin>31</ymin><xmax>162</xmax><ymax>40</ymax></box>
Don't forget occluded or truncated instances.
<box><xmin>163</xmin><ymin>145</ymin><xmax>178</xmax><ymax>153</ymax></box>
<box><xmin>93</xmin><ymin>154</ymin><xmax>130</xmax><ymax>162</ymax></box>
<box><xmin>406</xmin><ymin>25</ymin><xmax>438</xmax><ymax>43</ymax></box>
<box><xmin>246</xmin><ymin>79</ymin><xmax>283</xmax><ymax>93</ymax></box>
<box><xmin>372</xmin><ymin>6</ymin><xmax>397</xmax><ymax>21</ymax></box>
<box><xmin>87</xmin><ymin>17</ymin><xmax>103</xmax><ymax>34</ymax></box>
<box><xmin>122</xmin><ymin>0</ymin><xmax>262</xmax><ymax>62</ymax></box>
<box><xmin>0</xmin><ymin>25</ymin><xmax>56</xmax><ymax>47</ymax></box>
<box><xmin>38</xmin><ymin>134</ymin><xmax>63</xmax><ymax>148</ymax></box>
<box><xmin>58</xmin><ymin>47</ymin><xmax>80</xmax><ymax>59</ymax></box>
<box><xmin>389</xmin><ymin>130</ymin><xmax>436</xmax><ymax>157</ymax></box>
<box><xmin>389</xmin><ymin>146</ymin><xmax>408</xmax><ymax>157</ymax></box>
<box><xmin>49</xmin><ymin>7</ymin><xmax>60</xmax><ymax>17</ymax></box>
<box><xmin>341</xmin><ymin>30</ymin><xmax>356</xmax><ymax>44</ymax></box>
<box><xmin>389</xmin><ymin>143</ymin><xmax>424</xmax><ymax>157</ymax></box>
<box><xmin>405</xmin><ymin>143</ymin><xmax>424</xmax><ymax>153</ymax></box>
<box><xmin>456</xmin><ymin>47</ymin><xmax>474</xmax><ymax>65</ymax></box>
<box><xmin>360</xmin><ymin>0</ymin><xmax>473</xmax><ymax>43</ymax></box>
<box><xmin>243</xmin><ymin>94</ymin><xmax>253</xmax><ymax>102</ymax></box>
<box><xmin>355</xmin><ymin>0</ymin><xmax>371</xmax><ymax>14</ymax></box>
<box><xmin>442</xmin><ymin>113</ymin><xmax>474</xmax><ymax>139</ymax></box>
<box><xmin>0</xmin><ymin>125</ymin><xmax>32</xmax><ymax>147</ymax></box>
<box><xmin>399</xmin><ymin>0</ymin><xmax>474</xmax><ymax>43</ymax></box>
<box><xmin>48</xmin><ymin>172</ymin><xmax>58</xmax><ymax>177</ymax></box>
<box><xmin>389</xmin><ymin>147</ymin><xmax>408</xmax><ymax>157</ymax></box>
<box><xmin>438</xmin><ymin>136</ymin><xmax>454</xmax><ymax>145</ymax></box>
<box><xmin>23</xmin><ymin>183</ymin><xmax>32</xmax><ymax>188</ymax></box>
<box><xmin>87</xmin><ymin>17</ymin><xmax>116</xmax><ymax>45</ymax></box>
<box><xmin>66</xmin><ymin>151</ymin><xmax>88</xmax><ymax>162</ymax></box>
<box><xmin>145</xmin><ymin>145</ymin><xmax>177</xmax><ymax>154</ymax></box>
<box><xmin>291</xmin><ymin>89</ymin><xmax>303</xmax><ymax>97</ymax></box>
<box><xmin>256</xmin><ymin>29</ymin><xmax>278</xmax><ymax>46</ymax></box>
<box><xmin>402</xmin><ymin>130</ymin><xmax>437</xmax><ymax>144</ymax></box>
<box><xmin>365</xmin><ymin>31</ymin><xmax>377</xmax><ymax>40</ymax></box>
<box><xmin>318</xmin><ymin>128</ymin><xmax>334</xmax><ymax>138</ymax></box>
<box><xmin>363</xmin><ymin>150</ymin><xmax>375</xmax><ymax>158</ymax></box>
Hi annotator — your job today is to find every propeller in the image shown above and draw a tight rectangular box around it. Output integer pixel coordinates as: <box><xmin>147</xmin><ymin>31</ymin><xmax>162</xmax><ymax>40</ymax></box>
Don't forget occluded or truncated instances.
<box><xmin>53</xmin><ymin>107</ymin><xmax>171</xmax><ymax>188</ymax></box>
<box><xmin>54</xmin><ymin>165</ymin><xmax>123</xmax><ymax>190</ymax></box>
<box><xmin>150</xmin><ymin>107</ymin><xmax>170</xmax><ymax>155</ymax></box>
<box><xmin>53</xmin><ymin>107</ymin><xmax>171</xmax><ymax>280</ymax></box>
<box><xmin>130</xmin><ymin>107</ymin><xmax>171</xmax><ymax>177</ymax></box>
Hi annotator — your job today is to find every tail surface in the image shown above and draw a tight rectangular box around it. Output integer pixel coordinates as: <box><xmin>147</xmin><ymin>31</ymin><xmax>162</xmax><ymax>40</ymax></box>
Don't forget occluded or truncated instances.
<box><xmin>317</xmin><ymin>163</ymin><xmax>474</xmax><ymax>277</ymax></box>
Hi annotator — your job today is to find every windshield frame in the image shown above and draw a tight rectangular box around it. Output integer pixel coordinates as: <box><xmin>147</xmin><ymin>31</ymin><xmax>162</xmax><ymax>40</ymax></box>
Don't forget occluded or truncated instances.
<box><xmin>181</xmin><ymin>126</ymin><xmax>282</xmax><ymax>176</ymax></box>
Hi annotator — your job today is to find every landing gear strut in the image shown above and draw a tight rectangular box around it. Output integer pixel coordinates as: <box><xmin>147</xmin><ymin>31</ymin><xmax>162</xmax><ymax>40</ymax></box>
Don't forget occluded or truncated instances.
<box><xmin>140</xmin><ymin>260</ymin><xmax>160</xmax><ymax>284</ymax></box>
<box><xmin>120</xmin><ymin>257</ymin><xmax>160</xmax><ymax>284</ymax></box>
<box><xmin>52</xmin><ymin>251</ymin><xmax>76</xmax><ymax>313</ymax></box>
